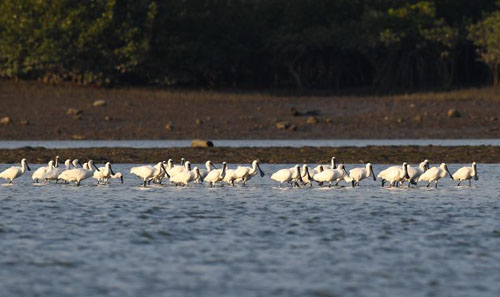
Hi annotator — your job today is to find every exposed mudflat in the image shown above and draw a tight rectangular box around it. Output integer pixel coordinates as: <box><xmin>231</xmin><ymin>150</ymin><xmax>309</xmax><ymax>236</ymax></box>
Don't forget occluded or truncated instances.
<box><xmin>0</xmin><ymin>146</ymin><xmax>498</xmax><ymax>164</ymax></box>
<box><xmin>1</xmin><ymin>82</ymin><xmax>500</xmax><ymax>140</ymax></box>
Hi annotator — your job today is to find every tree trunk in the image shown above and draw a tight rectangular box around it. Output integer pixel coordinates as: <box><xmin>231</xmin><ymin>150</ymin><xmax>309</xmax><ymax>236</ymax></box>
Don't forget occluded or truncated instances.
<box><xmin>287</xmin><ymin>63</ymin><xmax>303</xmax><ymax>91</ymax></box>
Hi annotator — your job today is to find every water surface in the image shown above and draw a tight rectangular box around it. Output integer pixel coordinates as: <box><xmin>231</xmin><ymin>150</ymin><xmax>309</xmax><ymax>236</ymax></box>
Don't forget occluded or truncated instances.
<box><xmin>1</xmin><ymin>139</ymin><xmax>500</xmax><ymax>149</ymax></box>
<box><xmin>0</xmin><ymin>164</ymin><xmax>499</xmax><ymax>297</ymax></box>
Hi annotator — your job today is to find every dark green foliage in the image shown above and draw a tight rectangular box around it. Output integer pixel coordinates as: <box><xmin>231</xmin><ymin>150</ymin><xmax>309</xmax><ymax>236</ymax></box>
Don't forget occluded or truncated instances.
<box><xmin>0</xmin><ymin>0</ymin><xmax>498</xmax><ymax>89</ymax></box>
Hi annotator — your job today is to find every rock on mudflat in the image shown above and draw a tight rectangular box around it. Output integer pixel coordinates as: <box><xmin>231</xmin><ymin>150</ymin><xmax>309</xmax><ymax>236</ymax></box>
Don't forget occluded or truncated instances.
<box><xmin>192</xmin><ymin>139</ymin><xmax>214</xmax><ymax>148</ymax></box>
<box><xmin>67</xmin><ymin>108</ymin><xmax>83</xmax><ymax>115</ymax></box>
<box><xmin>1</xmin><ymin>116</ymin><xmax>11</xmax><ymax>125</ymax></box>
<box><xmin>93</xmin><ymin>100</ymin><xmax>107</xmax><ymax>107</ymax></box>
<box><xmin>447</xmin><ymin>109</ymin><xmax>461</xmax><ymax>118</ymax></box>
<box><xmin>275</xmin><ymin>121</ymin><xmax>291</xmax><ymax>130</ymax></box>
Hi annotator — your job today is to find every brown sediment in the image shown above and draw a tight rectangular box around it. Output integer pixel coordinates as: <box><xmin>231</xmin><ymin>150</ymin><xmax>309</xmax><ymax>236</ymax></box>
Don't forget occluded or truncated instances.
<box><xmin>0</xmin><ymin>146</ymin><xmax>498</xmax><ymax>164</ymax></box>
<box><xmin>1</xmin><ymin>81</ymin><xmax>500</xmax><ymax>140</ymax></box>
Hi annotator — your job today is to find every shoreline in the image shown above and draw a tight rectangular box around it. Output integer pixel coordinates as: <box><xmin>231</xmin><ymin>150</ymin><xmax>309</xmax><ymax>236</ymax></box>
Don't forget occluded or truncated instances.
<box><xmin>1</xmin><ymin>146</ymin><xmax>498</xmax><ymax>164</ymax></box>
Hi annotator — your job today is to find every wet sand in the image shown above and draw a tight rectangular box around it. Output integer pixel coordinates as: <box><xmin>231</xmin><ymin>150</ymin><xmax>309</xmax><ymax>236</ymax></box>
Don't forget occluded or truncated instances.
<box><xmin>1</xmin><ymin>146</ymin><xmax>498</xmax><ymax>164</ymax></box>
<box><xmin>1</xmin><ymin>81</ymin><xmax>500</xmax><ymax>140</ymax></box>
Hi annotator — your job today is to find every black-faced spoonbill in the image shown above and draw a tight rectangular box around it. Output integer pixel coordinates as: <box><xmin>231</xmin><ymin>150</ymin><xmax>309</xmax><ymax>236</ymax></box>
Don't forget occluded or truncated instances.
<box><xmin>32</xmin><ymin>160</ymin><xmax>55</xmax><ymax>183</ymax></box>
<box><xmin>418</xmin><ymin>163</ymin><xmax>453</xmax><ymax>188</ymax></box>
<box><xmin>0</xmin><ymin>158</ymin><xmax>31</xmax><ymax>184</ymax></box>
<box><xmin>205</xmin><ymin>162</ymin><xmax>227</xmax><ymax>187</ymax></box>
<box><xmin>377</xmin><ymin>162</ymin><xmax>410</xmax><ymax>187</ymax></box>
<box><xmin>271</xmin><ymin>165</ymin><xmax>304</xmax><ymax>187</ymax></box>
<box><xmin>130</xmin><ymin>162</ymin><xmax>168</xmax><ymax>187</ymax></box>
<box><xmin>312</xmin><ymin>164</ymin><xmax>349</xmax><ymax>187</ymax></box>
<box><xmin>348</xmin><ymin>163</ymin><xmax>376</xmax><ymax>187</ymax></box>
<box><xmin>58</xmin><ymin>160</ymin><xmax>100</xmax><ymax>186</ymax></box>
<box><xmin>171</xmin><ymin>167</ymin><xmax>203</xmax><ymax>186</ymax></box>
<box><xmin>452</xmin><ymin>162</ymin><xmax>478</xmax><ymax>186</ymax></box>
<box><xmin>233</xmin><ymin>160</ymin><xmax>265</xmax><ymax>186</ymax></box>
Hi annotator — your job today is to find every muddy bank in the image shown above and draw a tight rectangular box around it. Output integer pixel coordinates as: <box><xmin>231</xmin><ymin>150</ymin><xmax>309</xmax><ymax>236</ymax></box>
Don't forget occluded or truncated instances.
<box><xmin>1</xmin><ymin>82</ymin><xmax>500</xmax><ymax>140</ymax></box>
<box><xmin>1</xmin><ymin>146</ymin><xmax>498</xmax><ymax>164</ymax></box>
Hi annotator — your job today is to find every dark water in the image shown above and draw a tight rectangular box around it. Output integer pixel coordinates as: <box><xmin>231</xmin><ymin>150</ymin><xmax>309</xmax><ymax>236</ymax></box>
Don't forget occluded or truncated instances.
<box><xmin>1</xmin><ymin>139</ymin><xmax>500</xmax><ymax>148</ymax></box>
<box><xmin>1</xmin><ymin>164</ymin><xmax>499</xmax><ymax>297</ymax></box>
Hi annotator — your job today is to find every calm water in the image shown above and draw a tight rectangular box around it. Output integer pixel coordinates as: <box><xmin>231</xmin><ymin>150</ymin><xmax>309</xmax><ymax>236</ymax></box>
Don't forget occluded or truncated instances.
<box><xmin>1</xmin><ymin>139</ymin><xmax>500</xmax><ymax>148</ymax></box>
<box><xmin>1</xmin><ymin>164</ymin><xmax>499</xmax><ymax>297</ymax></box>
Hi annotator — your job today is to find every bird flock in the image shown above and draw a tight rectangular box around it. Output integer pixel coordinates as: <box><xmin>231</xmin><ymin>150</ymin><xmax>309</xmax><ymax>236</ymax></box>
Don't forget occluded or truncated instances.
<box><xmin>0</xmin><ymin>156</ymin><xmax>479</xmax><ymax>188</ymax></box>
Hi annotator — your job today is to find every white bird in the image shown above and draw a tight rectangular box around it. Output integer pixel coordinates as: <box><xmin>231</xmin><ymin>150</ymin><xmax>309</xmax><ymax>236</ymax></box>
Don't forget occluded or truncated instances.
<box><xmin>197</xmin><ymin>161</ymin><xmax>217</xmax><ymax>181</ymax></box>
<box><xmin>166</xmin><ymin>159</ymin><xmax>189</xmax><ymax>177</ymax></box>
<box><xmin>130</xmin><ymin>162</ymin><xmax>168</xmax><ymax>187</ymax></box>
<box><xmin>418</xmin><ymin>163</ymin><xmax>453</xmax><ymax>188</ymax></box>
<box><xmin>452</xmin><ymin>162</ymin><xmax>478</xmax><ymax>186</ymax></box>
<box><xmin>313</xmin><ymin>157</ymin><xmax>337</xmax><ymax>172</ymax></box>
<box><xmin>270</xmin><ymin>165</ymin><xmax>304</xmax><ymax>187</ymax></box>
<box><xmin>377</xmin><ymin>162</ymin><xmax>410</xmax><ymax>187</ymax></box>
<box><xmin>348</xmin><ymin>163</ymin><xmax>376</xmax><ymax>187</ymax></box>
<box><xmin>232</xmin><ymin>160</ymin><xmax>265</xmax><ymax>186</ymax></box>
<box><xmin>300</xmin><ymin>164</ymin><xmax>318</xmax><ymax>185</ymax></box>
<box><xmin>32</xmin><ymin>160</ymin><xmax>55</xmax><ymax>183</ymax></box>
<box><xmin>171</xmin><ymin>167</ymin><xmax>202</xmax><ymax>186</ymax></box>
<box><xmin>0</xmin><ymin>158</ymin><xmax>31</xmax><ymax>184</ymax></box>
<box><xmin>58</xmin><ymin>160</ymin><xmax>100</xmax><ymax>186</ymax></box>
<box><xmin>405</xmin><ymin>159</ymin><xmax>430</xmax><ymax>186</ymax></box>
<box><xmin>313</xmin><ymin>164</ymin><xmax>349</xmax><ymax>187</ymax></box>
<box><xmin>93</xmin><ymin>162</ymin><xmax>116</xmax><ymax>184</ymax></box>
<box><xmin>205</xmin><ymin>162</ymin><xmax>227</xmax><ymax>187</ymax></box>
<box><xmin>223</xmin><ymin>167</ymin><xmax>237</xmax><ymax>186</ymax></box>
<box><xmin>109</xmin><ymin>172</ymin><xmax>124</xmax><ymax>184</ymax></box>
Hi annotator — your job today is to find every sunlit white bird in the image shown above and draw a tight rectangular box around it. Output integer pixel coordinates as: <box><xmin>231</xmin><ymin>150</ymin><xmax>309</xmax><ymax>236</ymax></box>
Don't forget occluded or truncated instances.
<box><xmin>348</xmin><ymin>163</ymin><xmax>376</xmax><ymax>187</ymax></box>
<box><xmin>205</xmin><ymin>162</ymin><xmax>227</xmax><ymax>187</ymax></box>
<box><xmin>313</xmin><ymin>164</ymin><xmax>349</xmax><ymax>187</ymax></box>
<box><xmin>32</xmin><ymin>160</ymin><xmax>55</xmax><ymax>183</ymax></box>
<box><xmin>405</xmin><ymin>159</ymin><xmax>430</xmax><ymax>186</ymax></box>
<box><xmin>58</xmin><ymin>160</ymin><xmax>100</xmax><ymax>186</ymax></box>
<box><xmin>171</xmin><ymin>167</ymin><xmax>202</xmax><ymax>186</ymax></box>
<box><xmin>223</xmin><ymin>167</ymin><xmax>237</xmax><ymax>186</ymax></box>
<box><xmin>271</xmin><ymin>165</ymin><xmax>304</xmax><ymax>187</ymax></box>
<box><xmin>130</xmin><ymin>162</ymin><xmax>168</xmax><ymax>187</ymax></box>
<box><xmin>93</xmin><ymin>162</ymin><xmax>116</xmax><ymax>184</ymax></box>
<box><xmin>197</xmin><ymin>161</ymin><xmax>217</xmax><ymax>181</ymax></box>
<box><xmin>377</xmin><ymin>162</ymin><xmax>410</xmax><ymax>187</ymax></box>
<box><xmin>166</xmin><ymin>159</ymin><xmax>189</xmax><ymax>177</ymax></box>
<box><xmin>233</xmin><ymin>160</ymin><xmax>265</xmax><ymax>186</ymax></box>
<box><xmin>0</xmin><ymin>158</ymin><xmax>31</xmax><ymax>184</ymax></box>
<box><xmin>418</xmin><ymin>163</ymin><xmax>453</xmax><ymax>188</ymax></box>
<box><xmin>301</xmin><ymin>164</ymin><xmax>321</xmax><ymax>185</ymax></box>
<box><xmin>452</xmin><ymin>162</ymin><xmax>478</xmax><ymax>186</ymax></box>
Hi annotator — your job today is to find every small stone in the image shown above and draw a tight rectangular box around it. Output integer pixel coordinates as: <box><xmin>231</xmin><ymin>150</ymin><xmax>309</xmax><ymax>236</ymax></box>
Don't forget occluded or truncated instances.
<box><xmin>325</xmin><ymin>118</ymin><xmax>333</xmax><ymax>124</ymax></box>
<box><xmin>19</xmin><ymin>120</ymin><xmax>29</xmax><ymax>126</ymax></box>
<box><xmin>447</xmin><ymin>109</ymin><xmax>461</xmax><ymax>118</ymax></box>
<box><xmin>409</xmin><ymin>103</ymin><xmax>415</xmax><ymax>108</ymax></box>
<box><xmin>73</xmin><ymin>115</ymin><xmax>82</xmax><ymax>120</ymax></box>
<box><xmin>93</xmin><ymin>100</ymin><xmax>107</xmax><ymax>107</ymax></box>
<box><xmin>396</xmin><ymin>118</ymin><xmax>403</xmax><ymax>123</ymax></box>
<box><xmin>288</xmin><ymin>124</ymin><xmax>297</xmax><ymax>131</ymax></box>
<box><xmin>489</xmin><ymin>117</ymin><xmax>498</xmax><ymax>122</ymax></box>
<box><xmin>290</xmin><ymin>107</ymin><xmax>301</xmax><ymax>116</ymax></box>
<box><xmin>306</xmin><ymin>116</ymin><xmax>319</xmax><ymax>125</ymax></box>
<box><xmin>67</xmin><ymin>108</ymin><xmax>82</xmax><ymax>115</ymax></box>
<box><xmin>384</xmin><ymin>116</ymin><xmax>390</xmax><ymax>121</ymax></box>
<box><xmin>195</xmin><ymin>118</ymin><xmax>203</xmax><ymax>125</ymax></box>
<box><xmin>165</xmin><ymin>121</ymin><xmax>173</xmax><ymax>130</ymax></box>
<box><xmin>1</xmin><ymin>116</ymin><xmax>12</xmax><ymax>125</ymax></box>
<box><xmin>275</xmin><ymin>121</ymin><xmax>291</xmax><ymax>130</ymax></box>
<box><xmin>72</xmin><ymin>134</ymin><xmax>85</xmax><ymax>140</ymax></box>
<box><xmin>414</xmin><ymin>115</ymin><xmax>422</xmax><ymax>123</ymax></box>
<box><xmin>192</xmin><ymin>139</ymin><xmax>214</xmax><ymax>148</ymax></box>
<box><xmin>104</xmin><ymin>116</ymin><xmax>112</xmax><ymax>121</ymax></box>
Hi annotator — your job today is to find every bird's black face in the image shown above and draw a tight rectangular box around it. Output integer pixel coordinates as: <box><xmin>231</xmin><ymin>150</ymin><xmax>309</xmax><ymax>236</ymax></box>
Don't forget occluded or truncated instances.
<box><xmin>445</xmin><ymin>165</ymin><xmax>453</xmax><ymax>179</ymax></box>
<box><xmin>371</xmin><ymin>165</ymin><xmax>376</xmax><ymax>181</ymax></box>
<box><xmin>297</xmin><ymin>167</ymin><xmax>304</xmax><ymax>183</ymax></box>
<box><xmin>257</xmin><ymin>163</ymin><xmax>265</xmax><ymax>177</ymax></box>
<box><xmin>211</xmin><ymin>162</ymin><xmax>218</xmax><ymax>170</ymax></box>
<box><xmin>161</xmin><ymin>164</ymin><xmax>170</xmax><ymax>178</ymax></box>
<box><xmin>404</xmin><ymin>164</ymin><xmax>410</xmax><ymax>179</ymax></box>
<box><xmin>26</xmin><ymin>162</ymin><xmax>31</xmax><ymax>171</ymax></box>
<box><xmin>93</xmin><ymin>163</ymin><xmax>100</xmax><ymax>171</ymax></box>
<box><xmin>110</xmin><ymin>165</ymin><xmax>115</xmax><ymax>176</ymax></box>
<box><xmin>332</xmin><ymin>158</ymin><xmax>337</xmax><ymax>169</ymax></box>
